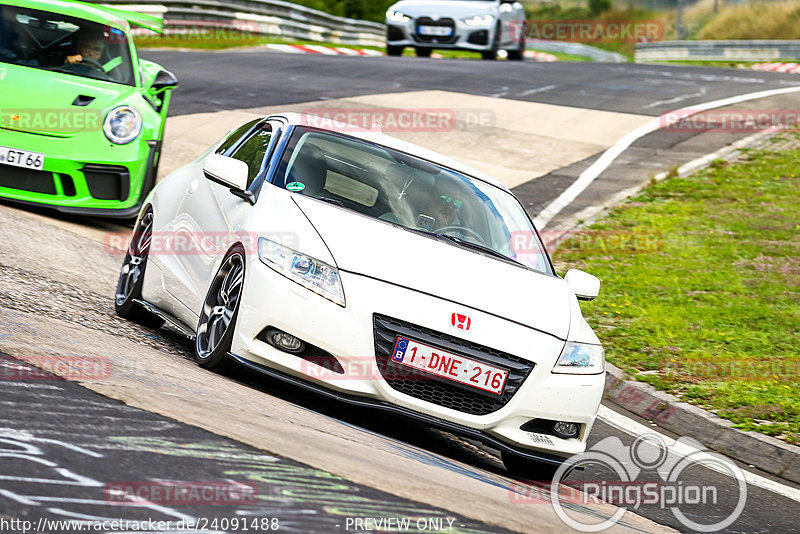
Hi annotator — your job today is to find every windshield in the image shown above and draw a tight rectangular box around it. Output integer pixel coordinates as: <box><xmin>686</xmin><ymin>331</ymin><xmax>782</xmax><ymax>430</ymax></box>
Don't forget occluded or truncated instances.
<box><xmin>0</xmin><ymin>5</ymin><xmax>135</xmax><ymax>86</ymax></box>
<box><xmin>274</xmin><ymin>127</ymin><xmax>552</xmax><ymax>275</ymax></box>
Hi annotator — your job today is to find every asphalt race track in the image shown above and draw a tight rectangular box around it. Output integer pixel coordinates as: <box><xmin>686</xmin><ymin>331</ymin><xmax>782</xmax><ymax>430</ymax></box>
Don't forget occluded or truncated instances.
<box><xmin>2</xmin><ymin>48</ymin><xmax>800</xmax><ymax>533</ymax></box>
<box><xmin>142</xmin><ymin>50</ymin><xmax>800</xmax><ymax>117</ymax></box>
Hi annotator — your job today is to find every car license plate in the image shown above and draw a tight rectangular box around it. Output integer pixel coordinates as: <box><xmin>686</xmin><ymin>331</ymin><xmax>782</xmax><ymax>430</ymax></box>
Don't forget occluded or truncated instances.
<box><xmin>0</xmin><ymin>146</ymin><xmax>45</xmax><ymax>171</ymax></box>
<box><xmin>418</xmin><ymin>25</ymin><xmax>453</xmax><ymax>37</ymax></box>
<box><xmin>391</xmin><ymin>337</ymin><xmax>509</xmax><ymax>395</ymax></box>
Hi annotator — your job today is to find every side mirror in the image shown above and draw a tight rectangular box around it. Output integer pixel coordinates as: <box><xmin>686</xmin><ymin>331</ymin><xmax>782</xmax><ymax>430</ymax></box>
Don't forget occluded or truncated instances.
<box><xmin>151</xmin><ymin>69</ymin><xmax>179</xmax><ymax>93</ymax></box>
<box><xmin>565</xmin><ymin>269</ymin><xmax>600</xmax><ymax>301</ymax></box>
<box><xmin>203</xmin><ymin>154</ymin><xmax>254</xmax><ymax>204</ymax></box>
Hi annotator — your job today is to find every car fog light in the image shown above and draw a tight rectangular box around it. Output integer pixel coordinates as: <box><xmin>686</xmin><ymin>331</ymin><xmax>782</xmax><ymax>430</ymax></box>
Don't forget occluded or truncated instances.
<box><xmin>553</xmin><ymin>421</ymin><xmax>580</xmax><ymax>439</ymax></box>
<box><xmin>272</xmin><ymin>332</ymin><xmax>304</xmax><ymax>353</ymax></box>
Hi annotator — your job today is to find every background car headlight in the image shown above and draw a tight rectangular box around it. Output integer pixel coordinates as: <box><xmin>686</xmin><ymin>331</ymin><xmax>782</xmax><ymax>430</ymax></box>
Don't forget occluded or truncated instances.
<box><xmin>103</xmin><ymin>106</ymin><xmax>142</xmax><ymax>144</ymax></box>
<box><xmin>463</xmin><ymin>14</ymin><xmax>495</xmax><ymax>26</ymax></box>
<box><xmin>386</xmin><ymin>10</ymin><xmax>411</xmax><ymax>23</ymax></box>
<box><xmin>258</xmin><ymin>238</ymin><xmax>345</xmax><ymax>307</ymax></box>
<box><xmin>552</xmin><ymin>342</ymin><xmax>605</xmax><ymax>375</ymax></box>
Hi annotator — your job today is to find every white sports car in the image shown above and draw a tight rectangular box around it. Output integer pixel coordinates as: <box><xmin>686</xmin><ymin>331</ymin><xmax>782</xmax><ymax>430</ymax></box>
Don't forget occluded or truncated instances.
<box><xmin>385</xmin><ymin>0</ymin><xmax>527</xmax><ymax>59</ymax></box>
<box><xmin>115</xmin><ymin>113</ymin><xmax>605</xmax><ymax>478</ymax></box>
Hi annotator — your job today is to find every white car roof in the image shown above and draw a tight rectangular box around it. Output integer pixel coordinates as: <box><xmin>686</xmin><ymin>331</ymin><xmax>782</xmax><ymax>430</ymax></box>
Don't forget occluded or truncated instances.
<box><xmin>268</xmin><ymin>112</ymin><xmax>510</xmax><ymax>193</ymax></box>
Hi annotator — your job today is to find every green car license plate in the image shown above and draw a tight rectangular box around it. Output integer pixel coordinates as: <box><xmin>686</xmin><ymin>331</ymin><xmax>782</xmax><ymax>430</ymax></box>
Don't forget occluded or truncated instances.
<box><xmin>0</xmin><ymin>146</ymin><xmax>45</xmax><ymax>171</ymax></box>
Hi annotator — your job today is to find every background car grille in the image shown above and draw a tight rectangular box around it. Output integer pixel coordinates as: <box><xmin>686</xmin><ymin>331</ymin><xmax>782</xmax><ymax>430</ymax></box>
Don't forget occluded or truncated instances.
<box><xmin>414</xmin><ymin>17</ymin><xmax>457</xmax><ymax>44</ymax></box>
<box><xmin>373</xmin><ymin>314</ymin><xmax>535</xmax><ymax>416</ymax></box>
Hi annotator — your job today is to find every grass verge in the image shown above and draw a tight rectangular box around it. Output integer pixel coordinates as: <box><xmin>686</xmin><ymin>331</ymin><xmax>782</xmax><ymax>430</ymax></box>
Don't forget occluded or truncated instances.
<box><xmin>554</xmin><ymin>132</ymin><xmax>800</xmax><ymax>444</ymax></box>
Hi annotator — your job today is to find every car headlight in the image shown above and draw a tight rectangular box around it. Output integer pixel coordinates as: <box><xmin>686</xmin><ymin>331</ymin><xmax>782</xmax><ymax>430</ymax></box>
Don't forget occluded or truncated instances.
<box><xmin>258</xmin><ymin>237</ymin><xmax>345</xmax><ymax>307</ymax></box>
<box><xmin>386</xmin><ymin>10</ymin><xmax>411</xmax><ymax>23</ymax></box>
<box><xmin>552</xmin><ymin>342</ymin><xmax>605</xmax><ymax>375</ymax></box>
<box><xmin>463</xmin><ymin>14</ymin><xmax>495</xmax><ymax>26</ymax></box>
<box><xmin>103</xmin><ymin>106</ymin><xmax>142</xmax><ymax>144</ymax></box>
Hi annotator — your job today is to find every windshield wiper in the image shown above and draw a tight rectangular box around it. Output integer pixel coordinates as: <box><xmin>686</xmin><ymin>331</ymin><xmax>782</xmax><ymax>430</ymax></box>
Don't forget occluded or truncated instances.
<box><xmin>316</xmin><ymin>196</ymin><xmax>346</xmax><ymax>208</ymax></box>
<box><xmin>433</xmin><ymin>233</ymin><xmax>525</xmax><ymax>267</ymax></box>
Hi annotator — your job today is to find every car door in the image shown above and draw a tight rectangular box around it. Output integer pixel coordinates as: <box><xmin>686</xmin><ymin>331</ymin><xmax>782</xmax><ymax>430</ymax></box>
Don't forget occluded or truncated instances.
<box><xmin>164</xmin><ymin>119</ymin><xmax>281</xmax><ymax>323</ymax></box>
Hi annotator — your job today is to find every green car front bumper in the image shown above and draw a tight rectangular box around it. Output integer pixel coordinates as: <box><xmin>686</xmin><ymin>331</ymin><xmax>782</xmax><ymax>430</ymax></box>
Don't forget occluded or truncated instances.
<box><xmin>0</xmin><ymin>127</ymin><xmax>159</xmax><ymax>218</ymax></box>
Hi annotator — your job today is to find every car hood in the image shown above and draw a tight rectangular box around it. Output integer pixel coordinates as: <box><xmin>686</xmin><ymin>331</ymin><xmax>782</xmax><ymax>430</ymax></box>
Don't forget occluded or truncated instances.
<box><xmin>388</xmin><ymin>0</ymin><xmax>499</xmax><ymax>18</ymax></box>
<box><xmin>0</xmin><ymin>63</ymin><xmax>135</xmax><ymax>135</ymax></box>
<box><xmin>294</xmin><ymin>196</ymin><xmax>571</xmax><ymax>339</ymax></box>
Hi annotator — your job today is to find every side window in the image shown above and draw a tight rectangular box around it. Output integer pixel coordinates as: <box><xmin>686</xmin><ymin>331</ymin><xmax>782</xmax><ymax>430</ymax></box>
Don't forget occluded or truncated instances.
<box><xmin>230</xmin><ymin>124</ymin><xmax>273</xmax><ymax>188</ymax></box>
<box><xmin>215</xmin><ymin>118</ymin><xmax>260</xmax><ymax>156</ymax></box>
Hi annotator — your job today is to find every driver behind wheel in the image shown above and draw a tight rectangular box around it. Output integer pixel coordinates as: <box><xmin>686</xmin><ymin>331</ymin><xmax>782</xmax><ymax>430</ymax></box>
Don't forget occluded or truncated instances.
<box><xmin>65</xmin><ymin>29</ymin><xmax>104</xmax><ymax>67</ymax></box>
<box><xmin>431</xmin><ymin>194</ymin><xmax>463</xmax><ymax>229</ymax></box>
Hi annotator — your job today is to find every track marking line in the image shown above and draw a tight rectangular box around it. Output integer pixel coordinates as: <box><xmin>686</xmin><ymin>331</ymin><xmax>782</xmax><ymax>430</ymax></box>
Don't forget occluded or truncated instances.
<box><xmin>558</xmin><ymin>128</ymin><xmax>776</xmax><ymax>234</ymax></box>
<box><xmin>533</xmin><ymin>85</ymin><xmax>800</xmax><ymax>229</ymax></box>
<box><xmin>599</xmin><ymin>405</ymin><xmax>800</xmax><ymax>504</ymax></box>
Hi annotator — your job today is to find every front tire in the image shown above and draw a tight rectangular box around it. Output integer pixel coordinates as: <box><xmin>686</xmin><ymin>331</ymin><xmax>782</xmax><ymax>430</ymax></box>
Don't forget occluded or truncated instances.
<box><xmin>507</xmin><ymin>34</ymin><xmax>526</xmax><ymax>61</ymax></box>
<box><xmin>481</xmin><ymin>25</ymin><xmax>500</xmax><ymax>60</ymax></box>
<box><xmin>387</xmin><ymin>45</ymin><xmax>404</xmax><ymax>56</ymax></box>
<box><xmin>114</xmin><ymin>208</ymin><xmax>165</xmax><ymax>328</ymax></box>
<box><xmin>501</xmin><ymin>451</ymin><xmax>562</xmax><ymax>481</ymax></box>
<box><xmin>194</xmin><ymin>246</ymin><xmax>246</xmax><ymax>372</ymax></box>
<box><xmin>415</xmin><ymin>47</ymin><xmax>432</xmax><ymax>58</ymax></box>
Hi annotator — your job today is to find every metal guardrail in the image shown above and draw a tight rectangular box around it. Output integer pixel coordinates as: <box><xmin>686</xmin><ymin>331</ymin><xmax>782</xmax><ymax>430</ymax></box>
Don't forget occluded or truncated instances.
<box><xmin>636</xmin><ymin>40</ymin><xmax>800</xmax><ymax>62</ymax></box>
<box><xmin>97</xmin><ymin>0</ymin><xmax>386</xmax><ymax>47</ymax></box>
<box><xmin>527</xmin><ymin>40</ymin><xmax>627</xmax><ymax>63</ymax></box>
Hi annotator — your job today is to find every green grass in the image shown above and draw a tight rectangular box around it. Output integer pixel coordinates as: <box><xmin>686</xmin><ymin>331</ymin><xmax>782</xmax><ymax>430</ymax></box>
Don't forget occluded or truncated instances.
<box><xmin>555</xmin><ymin>133</ymin><xmax>800</xmax><ymax>443</ymax></box>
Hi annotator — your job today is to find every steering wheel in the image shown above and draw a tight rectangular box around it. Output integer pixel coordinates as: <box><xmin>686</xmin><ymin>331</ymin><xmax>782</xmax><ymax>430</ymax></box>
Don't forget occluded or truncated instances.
<box><xmin>80</xmin><ymin>57</ymin><xmax>105</xmax><ymax>71</ymax></box>
<box><xmin>436</xmin><ymin>225</ymin><xmax>487</xmax><ymax>246</ymax></box>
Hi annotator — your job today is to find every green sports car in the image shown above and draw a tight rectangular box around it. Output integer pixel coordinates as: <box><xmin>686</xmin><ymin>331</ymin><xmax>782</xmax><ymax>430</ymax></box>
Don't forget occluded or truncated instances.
<box><xmin>0</xmin><ymin>0</ymin><xmax>177</xmax><ymax>218</ymax></box>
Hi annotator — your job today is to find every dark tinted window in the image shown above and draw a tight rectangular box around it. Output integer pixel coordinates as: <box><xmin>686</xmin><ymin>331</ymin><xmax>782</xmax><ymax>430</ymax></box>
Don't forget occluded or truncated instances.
<box><xmin>230</xmin><ymin>124</ymin><xmax>272</xmax><ymax>187</ymax></box>
<box><xmin>0</xmin><ymin>5</ymin><xmax>135</xmax><ymax>85</ymax></box>
<box><xmin>274</xmin><ymin>127</ymin><xmax>552</xmax><ymax>274</ymax></box>
<box><xmin>215</xmin><ymin>119</ymin><xmax>261</xmax><ymax>156</ymax></box>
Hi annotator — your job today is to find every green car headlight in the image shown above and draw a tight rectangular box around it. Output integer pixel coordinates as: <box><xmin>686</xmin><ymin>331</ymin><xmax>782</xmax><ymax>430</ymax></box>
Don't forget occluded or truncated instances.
<box><xmin>552</xmin><ymin>342</ymin><xmax>605</xmax><ymax>375</ymax></box>
<box><xmin>103</xmin><ymin>105</ymin><xmax>142</xmax><ymax>144</ymax></box>
<box><xmin>258</xmin><ymin>238</ymin><xmax>345</xmax><ymax>307</ymax></box>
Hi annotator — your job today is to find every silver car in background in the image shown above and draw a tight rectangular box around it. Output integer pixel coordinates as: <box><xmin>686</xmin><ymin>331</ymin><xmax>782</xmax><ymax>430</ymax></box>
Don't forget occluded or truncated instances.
<box><xmin>386</xmin><ymin>0</ymin><xmax>527</xmax><ymax>60</ymax></box>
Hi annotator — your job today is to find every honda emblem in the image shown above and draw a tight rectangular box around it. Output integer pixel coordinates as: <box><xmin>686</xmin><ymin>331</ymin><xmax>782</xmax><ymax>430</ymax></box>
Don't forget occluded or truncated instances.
<box><xmin>451</xmin><ymin>313</ymin><xmax>471</xmax><ymax>331</ymax></box>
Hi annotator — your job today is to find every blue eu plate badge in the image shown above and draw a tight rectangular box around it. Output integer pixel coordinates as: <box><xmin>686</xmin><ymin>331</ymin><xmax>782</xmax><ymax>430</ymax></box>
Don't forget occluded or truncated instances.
<box><xmin>392</xmin><ymin>338</ymin><xmax>409</xmax><ymax>362</ymax></box>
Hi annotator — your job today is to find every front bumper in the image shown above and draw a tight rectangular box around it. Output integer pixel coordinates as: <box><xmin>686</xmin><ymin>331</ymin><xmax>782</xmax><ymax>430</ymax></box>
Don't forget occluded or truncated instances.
<box><xmin>0</xmin><ymin>127</ymin><xmax>158</xmax><ymax>218</ymax></box>
<box><xmin>387</xmin><ymin>18</ymin><xmax>497</xmax><ymax>52</ymax></box>
<box><xmin>233</xmin><ymin>261</ymin><xmax>605</xmax><ymax>459</ymax></box>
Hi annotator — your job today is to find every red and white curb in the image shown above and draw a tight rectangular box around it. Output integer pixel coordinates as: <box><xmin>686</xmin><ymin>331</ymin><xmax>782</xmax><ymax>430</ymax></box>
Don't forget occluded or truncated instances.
<box><xmin>752</xmin><ymin>62</ymin><xmax>800</xmax><ymax>74</ymax></box>
<box><xmin>265</xmin><ymin>44</ymin><xmax>384</xmax><ymax>57</ymax></box>
<box><xmin>523</xmin><ymin>50</ymin><xmax>558</xmax><ymax>62</ymax></box>
<box><xmin>265</xmin><ymin>43</ymin><xmax>558</xmax><ymax>62</ymax></box>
